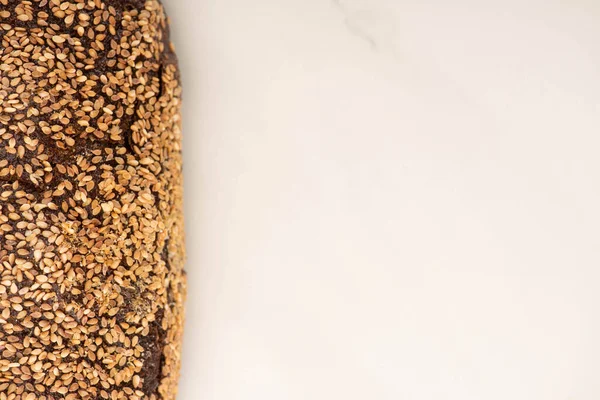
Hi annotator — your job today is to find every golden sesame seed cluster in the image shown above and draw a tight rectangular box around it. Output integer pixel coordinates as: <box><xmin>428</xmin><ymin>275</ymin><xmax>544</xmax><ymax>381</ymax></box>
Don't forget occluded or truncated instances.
<box><xmin>0</xmin><ymin>0</ymin><xmax>186</xmax><ymax>399</ymax></box>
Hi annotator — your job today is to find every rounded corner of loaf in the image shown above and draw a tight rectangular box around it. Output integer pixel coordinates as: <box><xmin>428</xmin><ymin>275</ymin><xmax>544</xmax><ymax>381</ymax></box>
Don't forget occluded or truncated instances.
<box><xmin>0</xmin><ymin>0</ymin><xmax>186</xmax><ymax>398</ymax></box>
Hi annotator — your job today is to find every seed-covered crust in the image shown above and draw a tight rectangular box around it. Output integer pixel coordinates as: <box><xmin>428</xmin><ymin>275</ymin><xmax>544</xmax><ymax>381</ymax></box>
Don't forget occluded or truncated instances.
<box><xmin>0</xmin><ymin>0</ymin><xmax>186</xmax><ymax>399</ymax></box>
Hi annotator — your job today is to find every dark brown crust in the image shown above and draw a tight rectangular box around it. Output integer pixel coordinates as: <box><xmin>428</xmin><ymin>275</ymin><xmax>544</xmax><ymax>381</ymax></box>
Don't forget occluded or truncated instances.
<box><xmin>0</xmin><ymin>1</ymin><xmax>185</xmax><ymax>399</ymax></box>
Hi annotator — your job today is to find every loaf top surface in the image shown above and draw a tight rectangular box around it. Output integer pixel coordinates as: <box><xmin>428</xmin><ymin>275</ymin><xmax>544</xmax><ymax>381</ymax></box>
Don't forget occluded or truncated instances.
<box><xmin>0</xmin><ymin>0</ymin><xmax>186</xmax><ymax>399</ymax></box>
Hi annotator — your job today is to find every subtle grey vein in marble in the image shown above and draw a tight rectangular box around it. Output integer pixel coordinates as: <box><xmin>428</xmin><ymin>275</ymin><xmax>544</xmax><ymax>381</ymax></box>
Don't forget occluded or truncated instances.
<box><xmin>332</xmin><ymin>0</ymin><xmax>378</xmax><ymax>50</ymax></box>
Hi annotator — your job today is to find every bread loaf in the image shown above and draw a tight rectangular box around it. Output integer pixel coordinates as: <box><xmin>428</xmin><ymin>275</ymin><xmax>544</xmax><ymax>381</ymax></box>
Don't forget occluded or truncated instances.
<box><xmin>0</xmin><ymin>0</ymin><xmax>186</xmax><ymax>398</ymax></box>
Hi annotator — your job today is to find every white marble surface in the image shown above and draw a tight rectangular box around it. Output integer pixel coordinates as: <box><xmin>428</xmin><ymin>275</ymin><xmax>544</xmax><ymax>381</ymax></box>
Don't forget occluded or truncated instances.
<box><xmin>164</xmin><ymin>1</ymin><xmax>600</xmax><ymax>399</ymax></box>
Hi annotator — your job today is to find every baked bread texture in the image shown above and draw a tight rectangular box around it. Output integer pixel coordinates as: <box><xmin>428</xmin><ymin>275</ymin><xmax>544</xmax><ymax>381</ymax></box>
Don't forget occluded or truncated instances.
<box><xmin>0</xmin><ymin>0</ymin><xmax>186</xmax><ymax>398</ymax></box>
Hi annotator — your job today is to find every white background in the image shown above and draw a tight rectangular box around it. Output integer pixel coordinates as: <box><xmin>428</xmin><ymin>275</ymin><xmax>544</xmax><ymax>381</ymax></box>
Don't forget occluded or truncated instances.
<box><xmin>164</xmin><ymin>0</ymin><xmax>600</xmax><ymax>399</ymax></box>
